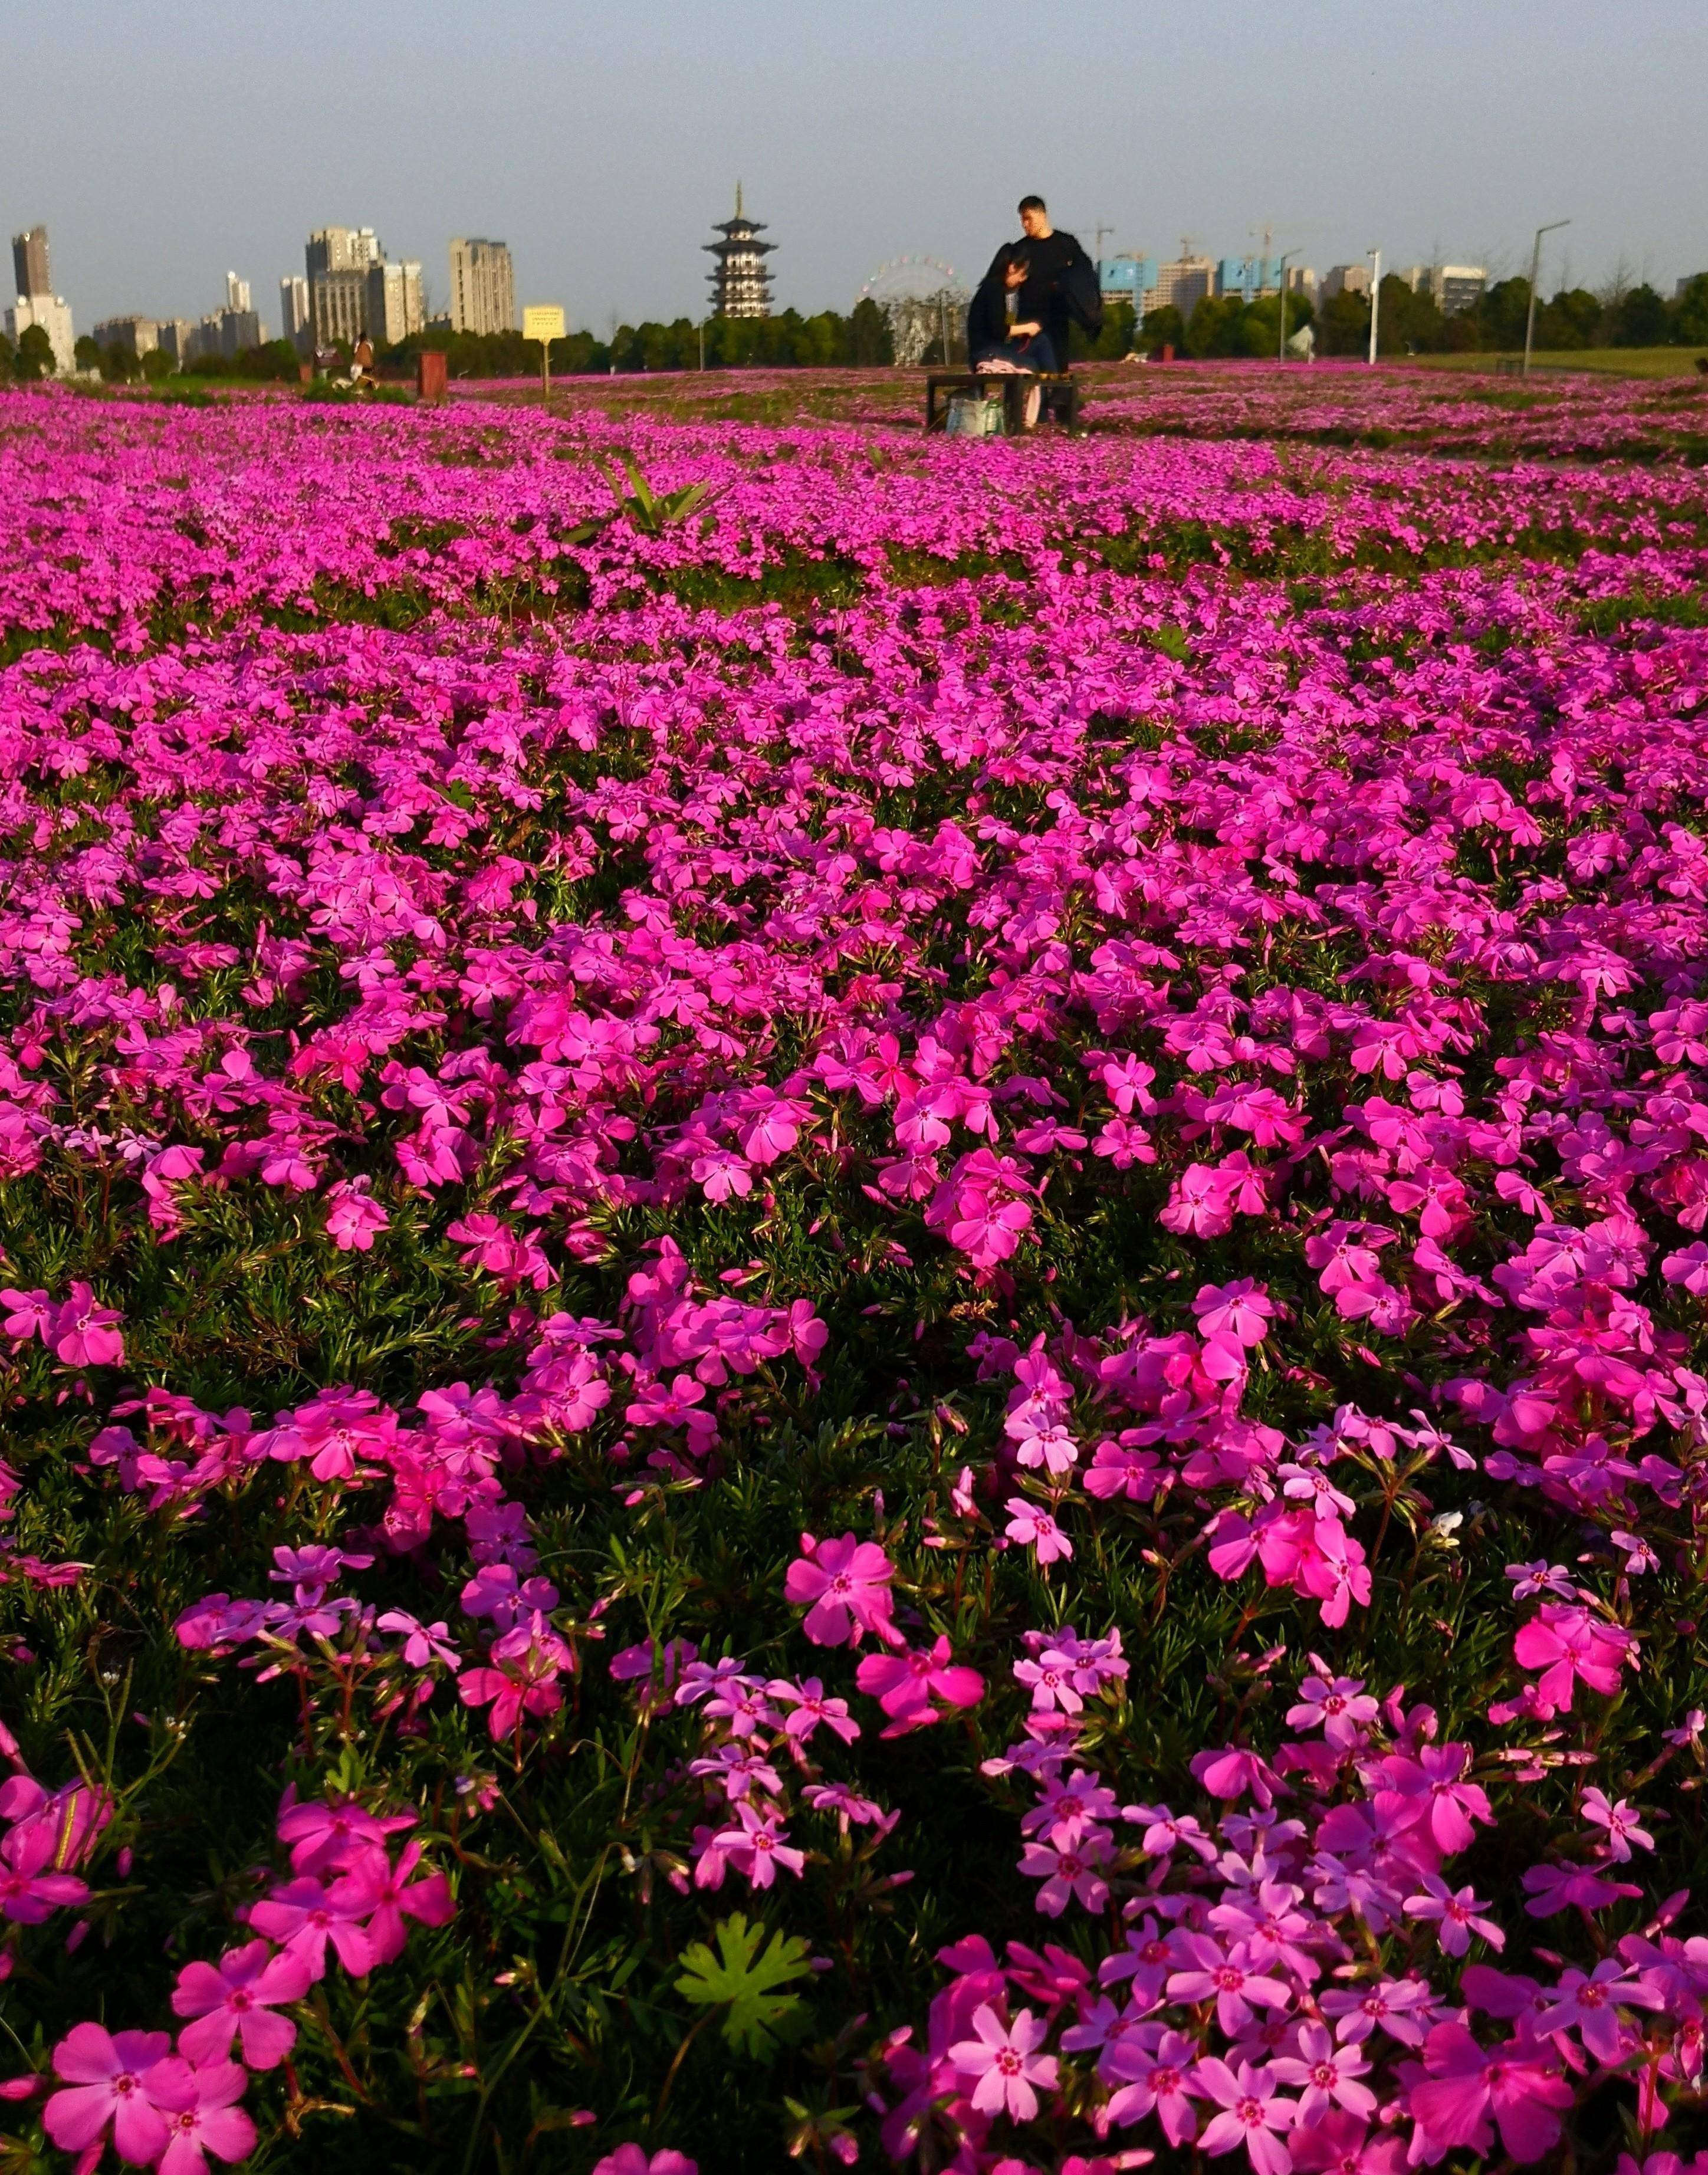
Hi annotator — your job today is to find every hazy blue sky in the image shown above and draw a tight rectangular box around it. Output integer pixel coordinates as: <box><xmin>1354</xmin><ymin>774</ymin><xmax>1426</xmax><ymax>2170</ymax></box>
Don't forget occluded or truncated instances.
<box><xmin>7</xmin><ymin>0</ymin><xmax>1705</xmax><ymax>333</ymax></box>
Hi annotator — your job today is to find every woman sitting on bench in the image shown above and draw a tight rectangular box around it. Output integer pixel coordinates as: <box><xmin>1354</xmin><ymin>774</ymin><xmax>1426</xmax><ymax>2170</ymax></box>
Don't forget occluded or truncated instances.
<box><xmin>967</xmin><ymin>251</ymin><xmax>1056</xmax><ymax>427</ymax></box>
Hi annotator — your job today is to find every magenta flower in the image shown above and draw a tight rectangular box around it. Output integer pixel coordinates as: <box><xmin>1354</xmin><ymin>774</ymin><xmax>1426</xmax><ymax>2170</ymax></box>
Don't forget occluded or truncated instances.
<box><xmin>947</xmin><ymin>2003</ymin><xmax>1057</xmax><ymax>2121</ymax></box>
<box><xmin>154</xmin><ymin>2060</ymin><xmax>255</xmax><ymax>2175</ymax></box>
<box><xmin>592</xmin><ymin>2150</ymin><xmax>697</xmax><ymax>2175</ymax></box>
<box><xmin>1403</xmin><ymin>1875</ymin><xmax>1505</xmax><ymax>1957</ymax></box>
<box><xmin>43</xmin><ymin>2025</ymin><xmax>193</xmax><ymax>2166</ymax></box>
<box><xmin>1004</xmin><ymin>1496</ymin><xmax>1073</xmax><ymax>1563</ymax></box>
<box><xmin>323</xmin><ymin>1178</ymin><xmax>389</xmax><ymax>1251</ymax></box>
<box><xmin>855</xmin><ymin>1637</ymin><xmax>984</xmax><ymax>1734</ymax></box>
<box><xmin>1270</xmin><ymin>2023</ymin><xmax>1375</xmax><ymax>2121</ymax></box>
<box><xmin>1167</xmin><ymin>1935</ymin><xmax>1293</xmax><ymax>2035</ymax></box>
<box><xmin>782</xmin><ymin>1532</ymin><xmax>897</xmax><ymax>1647</ymax></box>
<box><xmin>47</xmin><ymin>1282</ymin><xmax>126</xmax><ymax>1369</ymax></box>
<box><xmin>1104</xmin><ymin>2026</ymin><xmax>1203</xmax><ymax>2143</ymax></box>
<box><xmin>1194</xmin><ymin>2057</ymin><xmax>1298</xmax><ymax>2174</ymax></box>
<box><xmin>710</xmin><ymin>1801</ymin><xmax>804</xmax><ymax>1890</ymax></box>
<box><xmin>248</xmin><ymin>1875</ymin><xmax>376</xmax><ymax>1979</ymax></box>
<box><xmin>1408</xmin><ymin>2022</ymin><xmax>1572</xmax><ymax>2163</ymax></box>
<box><xmin>0</xmin><ymin>1815</ymin><xmax>90</xmax><ymax>1923</ymax></box>
<box><xmin>172</xmin><ymin>1939</ymin><xmax>311</xmax><ymax>2066</ymax></box>
<box><xmin>1510</xmin><ymin>1602</ymin><xmax>1637</xmax><ymax>1714</ymax></box>
<box><xmin>1534</xmin><ymin>1958</ymin><xmax>1662</xmax><ymax>2061</ymax></box>
<box><xmin>1579</xmin><ymin>1786</ymin><xmax>1654</xmax><ymax>1859</ymax></box>
<box><xmin>328</xmin><ymin>1840</ymin><xmax>455</xmax><ymax>1963</ymax></box>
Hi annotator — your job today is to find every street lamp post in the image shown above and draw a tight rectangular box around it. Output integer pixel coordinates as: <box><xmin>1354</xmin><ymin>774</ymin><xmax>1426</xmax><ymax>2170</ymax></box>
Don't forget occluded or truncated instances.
<box><xmin>1523</xmin><ymin>219</ymin><xmax>1571</xmax><ymax>377</ymax></box>
<box><xmin>1367</xmin><ymin>249</ymin><xmax>1381</xmax><ymax>365</ymax></box>
<box><xmin>1276</xmin><ymin>249</ymin><xmax>1297</xmax><ymax>363</ymax></box>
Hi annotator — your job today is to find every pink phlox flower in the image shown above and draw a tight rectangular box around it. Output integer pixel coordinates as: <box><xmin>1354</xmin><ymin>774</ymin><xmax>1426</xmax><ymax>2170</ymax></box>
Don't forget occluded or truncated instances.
<box><xmin>1167</xmin><ymin>1934</ymin><xmax>1294</xmax><ymax>2036</ymax></box>
<box><xmin>1504</xmin><ymin>1560</ymin><xmax>1579</xmax><ymax>1601</ymax></box>
<box><xmin>0</xmin><ymin>1815</ymin><xmax>91</xmax><ymax>1923</ymax></box>
<box><xmin>767</xmin><ymin>1676</ymin><xmax>860</xmax><ymax>1746</ymax></box>
<box><xmin>674</xmin><ymin>1657</ymin><xmax>757</xmax><ymax>1709</ymax></box>
<box><xmin>43</xmin><ymin>2024</ymin><xmax>194</xmax><ymax>2166</ymax></box>
<box><xmin>1104</xmin><ymin>2025</ymin><xmax>1204</xmax><ymax>2144</ymax></box>
<box><xmin>275</xmin><ymin>1794</ymin><xmax>410</xmax><ymax>1877</ymax></box>
<box><xmin>800</xmin><ymin>1782</ymin><xmax>895</xmax><ymax>1837</ymax></box>
<box><xmin>1019</xmin><ymin>1816</ymin><xmax>1114</xmax><ymax>1916</ymax></box>
<box><xmin>1372</xmin><ymin>1742</ymin><xmax>1492</xmax><ymax>1855</ymax></box>
<box><xmin>710</xmin><ymin>1801</ymin><xmax>804</xmax><ymax>1890</ymax></box>
<box><xmin>248</xmin><ymin>1876</ymin><xmax>376</xmax><ymax>1979</ymax></box>
<box><xmin>687</xmin><ymin>1743</ymin><xmax>784</xmax><ymax>1802</ymax></box>
<box><xmin>1286</xmin><ymin>1668</ymin><xmax>1378</xmax><ymax>1747</ymax></box>
<box><xmin>1580</xmin><ymin>1786</ymin><xmax>1654</xmax><ymax>1860</ymax></box>
<box><xmin>1194</xmin><ymin>1279</ymin><xmax>1275</xmax><ymax>1347</ymax></box>
<box><xmin>1318</xmin><ymin>1976</ymin><xmax>1434</xmax><ymax>2048</ymax></box>
<box><xmin>1520</xmin><ymin>1860</ymin><xmax>1640</xmax><ymax>1916</ymax></box>
<box><xmin>1004</xmin><ymin>1496</ymin><xmax>1073</xmax><ymax>1563</ymax></box>
<box><xmin>1270</xmin><ymin>2022</ymin><xmax>1375</xmax><ymax>2121</ymax></box>
<box><xmin>1403</xmin><ymin>1874</ymin><xmax>1504</xmax><ymax>1957</ymax></box>
<box><xmin>47</xmin><ymin>1282</ymin><xmax>126</xmax><ymax>1370</ymax></box>
<box><xmin>1510</xmin><ymin>1601</ymin><xmax>1637</xmax><ymax>1714</ymax></box>
<box><xmin>1534</xmin><ymin>1958</ymin><xmax>1663</xmax><ymax>2062</ymax></box>
<box><xmin>946</xmin><ymin>2003</ymin><xmax>1057</xmax><ymax>2123</ymax></box>
<box><xmin>327</xmin><ymin>1838</ymin><xmax>454</xmax><ymax>1964</ymax></box>
<box><xmin>1193</xmin><ymin>2056</ymin><xmax>1298</xmax><ymax>2174</ymax></box>
<box><xmin>1408</xmin><ymin>2020</ymin><xmax>1573</xmax><ymax>2164</ymax></box>
<box><xmin>171</xmin><ymin>1939</ymin><xmax>311</xmax><ymax>2067</ymax></box>
<box><xmin>1190</xmin><ymin>1744</ymin><xmax>1287</xmax><ymax>1811</ymax></box>
<box><xmin>1124</xmin><ymin>1802</ymin><xmax>1218</xmax><ymax>1863</ymax></box>
<box><xmin>377</xmin><ymin>1609</ymin><xmax>462</xmax><ymax>1670</ymax></box>
<box><xmin>592</xmin><ymin>2148</ymin><xmax>698</xmax><ymax>2175</ymax></box>
<box><xmin>323</xmin><ymin>1178</ymin><xmax>389</xmax><ymax>1252</ymax></box>
<box><xmin>154</xmin><ymin>2059</ymin><xmax>255</xmax><ymax>2175</ymax></box>
<box><xmin>782</xmin><ymin>1532</ymin><xmax>899</xmax><ymax>1648</ymax></box>
<box><xmin>855</xmin><ymin>1636</ymin><xmax>984</xmax><ymax>1736</ymax></box>
<box><xmin>1289</xmin><ymin>2111</ymin><xmax>1408</xmax><ymax>2172</ymax></box>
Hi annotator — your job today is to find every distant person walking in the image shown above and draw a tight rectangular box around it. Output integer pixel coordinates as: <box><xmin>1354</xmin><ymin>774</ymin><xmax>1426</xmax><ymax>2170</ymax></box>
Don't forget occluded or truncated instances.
<box><xmin>983</xmin><ymin>197</ymin><xmax>1102</xmax><ymax>373</ymax></box>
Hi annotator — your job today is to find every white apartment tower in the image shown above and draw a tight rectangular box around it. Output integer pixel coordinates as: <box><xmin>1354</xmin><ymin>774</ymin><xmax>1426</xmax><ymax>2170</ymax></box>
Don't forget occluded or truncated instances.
<box><xmin>448</xmin><ymin>238</ymin><xmax>515</xmax><ymax>336</ymax></box>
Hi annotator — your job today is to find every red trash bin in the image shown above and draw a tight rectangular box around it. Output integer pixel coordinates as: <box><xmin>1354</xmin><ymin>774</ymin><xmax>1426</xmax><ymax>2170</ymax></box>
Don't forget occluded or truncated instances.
<box><xmin>417</xmin><ymin>351</ymin><xmax>449</xmax><ymax>403</ymax></box>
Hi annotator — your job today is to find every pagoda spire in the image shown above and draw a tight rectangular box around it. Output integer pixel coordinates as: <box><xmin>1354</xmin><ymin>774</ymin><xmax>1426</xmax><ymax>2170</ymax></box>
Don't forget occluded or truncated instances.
<box><xmin>704</xmin><ymin>186</ymin><xmax>776</xmax><ymax>319</ymax></box>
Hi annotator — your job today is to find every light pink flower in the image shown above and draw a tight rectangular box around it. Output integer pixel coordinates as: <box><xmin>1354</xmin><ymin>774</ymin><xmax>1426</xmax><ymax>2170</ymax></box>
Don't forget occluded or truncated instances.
<box><xmin>947</xmin><ymin>2003</ymin><xmax>1057</xmax><ymax>2122</ymax></box>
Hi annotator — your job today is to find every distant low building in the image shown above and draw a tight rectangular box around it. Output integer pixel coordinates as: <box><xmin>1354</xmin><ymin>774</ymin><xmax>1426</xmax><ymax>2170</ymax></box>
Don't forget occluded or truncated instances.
<box><xmin>1433</xmin><ymin>264</ymin><xmax>1486</xmax><ymax>316</ymax></box>
<box><xmin>5</xmin><ymin>292</ymin><xmax>75</xmax><ymax>373</ymax></box>
<box><xmin>449</xmin><ymin>238</ymin><xmax>515</xmax><ymax>336</ymax></box>
<box><xmin>155</xmin><ymin>319</ymin><xmax>195</xmax><ymax>364</ymax></box>
<box><xmin>1322</xmin><ymin>264</ymin><xmax>1372</xmax><ymax>301</ymax></box>
<box><xmin>93</xmin><ymin>315</ymin><xmax>160</xmax><ymax>357</ymax></box>
<box><xmin>280</xmin><ymin>275</ymin><xmax>311</xmax><ymax>351</ymax></box>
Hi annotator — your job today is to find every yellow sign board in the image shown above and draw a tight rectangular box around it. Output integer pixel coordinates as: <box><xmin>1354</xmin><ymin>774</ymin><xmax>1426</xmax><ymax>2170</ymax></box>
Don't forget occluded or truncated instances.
<box><xmin>522</xmin><ymin>305</ymin><xmax>566</xmax><ymax>344</ymax></box>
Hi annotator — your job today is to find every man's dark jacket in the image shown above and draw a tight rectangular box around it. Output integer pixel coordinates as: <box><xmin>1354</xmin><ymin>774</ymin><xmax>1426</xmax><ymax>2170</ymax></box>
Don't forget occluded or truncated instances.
<box><xmin>984</xmin><ymin>229</ymin><xmax>1103</xmax><ymax>362</ymax></box>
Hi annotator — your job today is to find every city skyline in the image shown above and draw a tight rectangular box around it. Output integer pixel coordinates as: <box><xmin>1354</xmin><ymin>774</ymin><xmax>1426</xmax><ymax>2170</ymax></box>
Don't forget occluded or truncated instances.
<box><xmin>6</xmin><ymin>0</ymin><xmax>1704</xmax><ymax>333</ymax></box>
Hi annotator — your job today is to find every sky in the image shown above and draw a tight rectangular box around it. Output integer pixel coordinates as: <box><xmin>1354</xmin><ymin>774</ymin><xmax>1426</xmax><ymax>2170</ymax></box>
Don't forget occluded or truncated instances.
<box><xmin>6</xmin><ymin>0</ymin><xmax>1706</xmax><ymax>335</ymax></box>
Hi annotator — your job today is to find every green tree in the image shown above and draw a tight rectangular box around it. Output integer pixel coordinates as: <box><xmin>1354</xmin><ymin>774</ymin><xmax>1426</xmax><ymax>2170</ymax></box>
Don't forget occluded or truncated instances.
<box><xmin>0</xmin><ymin>330</ymin><xmax>14</xmax><ymax>383</ymax></box>
<box><xmin>1676</xmin><ymin>272</ymin><xmax>1708</xmax><ymax>346</ymax></box>
<box><xmin>1536</xmin><ymin>287</ymin><xmax>1602</xmax><ymax>349</ymax></box>
<box><xmin>1474</xmin><ymin>277</ymin><xmax>1532</xmax><ymax>351</ymax></box>
<box><xmin>1139</xmin><ymin>302</ymin><xmax>1184</xmax><ymax>355</ymax></box>
<box><xmin>1316</xmin><ymin>287</ymin><xmax>1371</xmax><ymax>357</ymax></box>
<box><xmin>1611</xmin><ymin>282</ymin><xmax>1668</xmax><ymax>346</ymax></box>
<box><xmin>74</xmin><ymin>334</ymin><xmax>102</xmax><ymax>373</ymax></box>
<box><xmin>847</xmin><ymin>297</ymin><xmax>893</xmax><ymax>366</ymax></box>
<box><xmin>14</xmin><ymin>323</ymin><xmax>55</xmax><ymax>380</ymax></box>
<box><xmin>140</xmin><ymin>347</ymin><xmax>175</xmax><ymax>383</ymax></box>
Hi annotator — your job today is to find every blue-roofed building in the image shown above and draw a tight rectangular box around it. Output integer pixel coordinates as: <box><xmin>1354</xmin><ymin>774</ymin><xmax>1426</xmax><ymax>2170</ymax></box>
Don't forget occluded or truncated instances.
<box><xmin>1098</xmin><ymin>255</ymin><xmax>1158</xmax><ymax>310</ymax></box>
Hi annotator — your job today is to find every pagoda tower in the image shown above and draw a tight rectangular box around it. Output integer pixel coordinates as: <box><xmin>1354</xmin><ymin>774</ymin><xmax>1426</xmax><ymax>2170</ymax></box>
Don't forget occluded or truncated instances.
<box><xmin>705</xmin><ymin>183</ymin><xmax>775</xmax><ymax>318</ymax></box>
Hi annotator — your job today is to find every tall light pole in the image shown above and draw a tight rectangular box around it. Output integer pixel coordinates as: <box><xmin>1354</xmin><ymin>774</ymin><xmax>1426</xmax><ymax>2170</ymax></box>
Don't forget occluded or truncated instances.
<box><xmin>1367</xmin><ymin>249</ymin><xmax>1382</xmax><ymax>365</ymax></box>
<box><xmin>1523</xmin><ymin>219</ymin><xmax>1570</xmax><ymax>376</ymax></box>
<box><xmin>1276</xmin><ymin>249</ymin><xmax>1298</xmax><ymax>363</ymax></box>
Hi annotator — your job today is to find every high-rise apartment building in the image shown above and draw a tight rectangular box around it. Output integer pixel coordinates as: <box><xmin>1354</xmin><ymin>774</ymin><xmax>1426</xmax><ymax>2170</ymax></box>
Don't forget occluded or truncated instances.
<box><xmin>369</xmin><ymin>260</ymin><xmax>424</xmax><ymax>345</ymax></box>
<box><xmin>280</xmin><ymin>275</ymin><xmax>311</xmax><ymax>350</ymax></box>
<box><xmin>12</xmin><ymin>226</ymin><xmax>50</xmax><ymax>299</ymax></box>
<box><xmin>1152</xmin><ymin>255</ymin><xmax>1215</xmax><ymax>317</ymax></box>
<box><xmin>225</xmin><ymin>272</ymin><xmax>251</xmax><ymax>313</ymax></box>
<box><xmin>448</xmin><ymin>238</ymin><xmax>515</xmax><ymax>336</ymax></box>
<box><xmin>304</xmin><ymin>227</ymin><xmax>419</xmax><ymax>347</ymax></box>
<box><xmin>1098</xmin><ymin>255</ymin><xmax>1158</xmax><ymax>312</ymax></box>
<box><xmin>1434</xmin><ymin>265</ymin><xmax>1486</xmax><ymax>316</ymax></box>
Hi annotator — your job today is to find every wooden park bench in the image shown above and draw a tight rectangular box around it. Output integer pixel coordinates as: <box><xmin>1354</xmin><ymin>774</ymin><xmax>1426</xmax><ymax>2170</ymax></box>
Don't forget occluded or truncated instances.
<box><xmin>924</xmin><ymin>370</ymin><xmax>1084</xmax><ymax>437</ymax></box>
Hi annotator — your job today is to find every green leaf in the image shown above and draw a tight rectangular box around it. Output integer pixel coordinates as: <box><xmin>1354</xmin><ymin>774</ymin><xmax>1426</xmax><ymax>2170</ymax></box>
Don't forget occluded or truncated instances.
<box><xmin>672</xmin><ymin>1913</ymin><xmax>813</xmax><ymax>2059</ymax></box>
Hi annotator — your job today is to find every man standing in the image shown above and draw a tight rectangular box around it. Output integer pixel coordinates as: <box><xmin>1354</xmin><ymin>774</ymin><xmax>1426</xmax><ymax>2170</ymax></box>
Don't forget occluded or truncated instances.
<box><xmin>986</xmin><ymin>197</ymin><xmax>1102</xmax><ymax>366</ymax></box>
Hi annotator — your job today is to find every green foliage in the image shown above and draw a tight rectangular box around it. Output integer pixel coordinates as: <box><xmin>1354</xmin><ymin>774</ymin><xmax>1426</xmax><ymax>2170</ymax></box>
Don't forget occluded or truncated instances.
<box><xmin>14</xmin><ymin>323</ymin><xmax>55</xmax><ymax>380</ymax></box>
<box><xmin>673</xmin><ymin>1915</ymin><xmax>814</xmax><ymax>2059</ymax></box>
<box><xmin>596</xmin><ymin>454</ymin><xmax>718</xmax><ymax>534</ymax></box>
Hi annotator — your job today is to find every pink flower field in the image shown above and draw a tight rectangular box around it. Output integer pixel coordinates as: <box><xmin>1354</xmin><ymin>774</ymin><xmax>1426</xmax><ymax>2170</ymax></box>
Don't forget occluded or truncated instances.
<box><xmin>1</xmin><ymin>367</ymin><xmax>1707</xmax><ymax>2174</ymax></box>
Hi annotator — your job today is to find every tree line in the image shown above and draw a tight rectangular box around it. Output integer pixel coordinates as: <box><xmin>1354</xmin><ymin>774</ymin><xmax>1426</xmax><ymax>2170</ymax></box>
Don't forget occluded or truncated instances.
<box><xmin>1139</xmin><ymin>272</ymin><xmax>1708</xmax><ymax>360</ymax></box>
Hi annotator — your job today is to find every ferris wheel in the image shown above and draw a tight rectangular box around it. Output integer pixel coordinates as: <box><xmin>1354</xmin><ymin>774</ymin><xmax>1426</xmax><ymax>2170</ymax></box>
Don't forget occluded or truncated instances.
<box><xmin>857</xmin><ymin>257</ymin><xmax>969</xmax><ymax>366</ymax></box>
